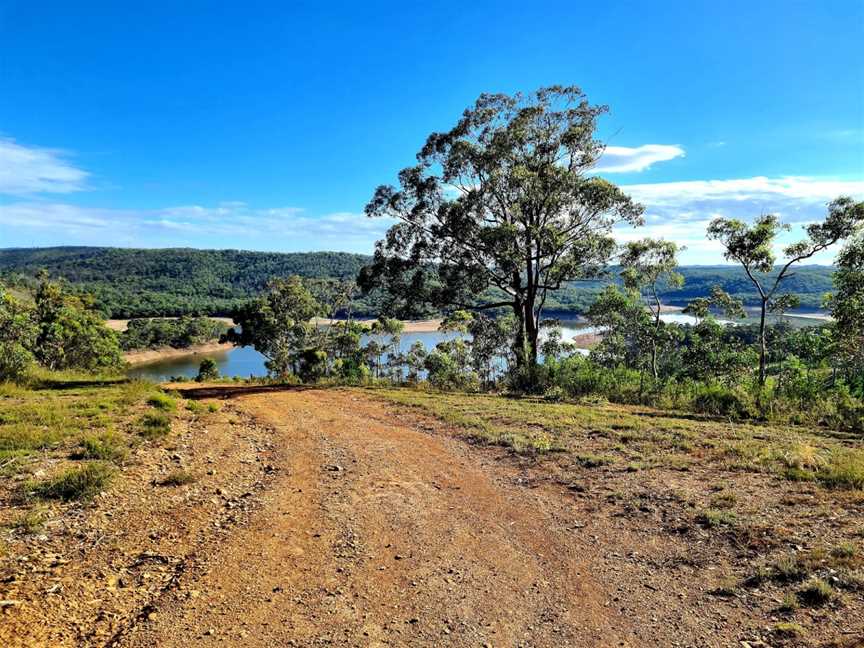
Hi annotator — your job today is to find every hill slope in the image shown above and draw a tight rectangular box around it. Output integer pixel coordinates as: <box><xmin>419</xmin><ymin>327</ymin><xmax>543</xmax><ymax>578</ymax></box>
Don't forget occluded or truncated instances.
<box><xmin>0</xmin><ymin>246</ymin><xmax>835</xmax><ymax>318</ymax></box>
<box><xmin>0</xmin><ymin>247</ymin><xmax>371</xmax><ymax>317</ymax></box>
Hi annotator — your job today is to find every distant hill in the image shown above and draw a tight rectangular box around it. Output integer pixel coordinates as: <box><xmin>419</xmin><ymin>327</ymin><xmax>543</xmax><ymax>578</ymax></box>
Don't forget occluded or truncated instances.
<box><xmin>0</xmin><ymin>247</ymin><xmax>371</xmax><ymax>317</ymax></box>
<box><xmin>0</xmin><ymin>247</ymin><xmax>835</xmax><ymax>318</ymax></box>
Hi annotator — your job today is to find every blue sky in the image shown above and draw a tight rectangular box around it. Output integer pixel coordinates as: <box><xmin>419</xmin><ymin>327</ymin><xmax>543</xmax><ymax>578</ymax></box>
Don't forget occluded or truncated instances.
<box><xmin>0</xmin><ymin>0</ymin><xmax>862</xmax><ymax>263</ymax></box>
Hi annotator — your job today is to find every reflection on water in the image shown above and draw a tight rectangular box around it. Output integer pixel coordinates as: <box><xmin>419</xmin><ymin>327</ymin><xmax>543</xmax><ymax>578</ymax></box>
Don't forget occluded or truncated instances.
<box><xmin>127</xmin><ymin>311</ymin><xmax>827</xmax><ymax>382</ymax></box>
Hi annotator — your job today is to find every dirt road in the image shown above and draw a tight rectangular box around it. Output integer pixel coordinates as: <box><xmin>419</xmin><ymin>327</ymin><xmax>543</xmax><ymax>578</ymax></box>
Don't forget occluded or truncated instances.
<box><xmin>113</xmin><ymin>389</ymin><xmax>637</xmax><ymax>647</ymax></box>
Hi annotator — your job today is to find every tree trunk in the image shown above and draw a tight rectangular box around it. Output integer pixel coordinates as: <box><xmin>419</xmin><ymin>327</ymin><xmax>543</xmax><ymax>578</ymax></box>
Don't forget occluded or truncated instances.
<box><xmin>758</xmin><ymin>298</ymin><xmax>768</xmax><ymax>385</ymax></box>
<box><xmin>524</xmin><ymin>302</ymin><xmax>539</xmax><ymax>367</ymax></box>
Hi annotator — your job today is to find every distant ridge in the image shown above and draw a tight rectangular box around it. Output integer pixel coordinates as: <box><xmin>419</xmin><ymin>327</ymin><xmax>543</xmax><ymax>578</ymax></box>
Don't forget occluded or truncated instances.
<box><xmin>0</xmin><ymin>246</ymin><xmax>835</xmax><ymax>318</ymax></box>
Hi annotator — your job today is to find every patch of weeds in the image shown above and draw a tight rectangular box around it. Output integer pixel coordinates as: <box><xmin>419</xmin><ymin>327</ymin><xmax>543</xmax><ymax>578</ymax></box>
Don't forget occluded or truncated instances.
<box><xmin>813</xmin><ymin>448</ymin><xmax>864</xmax><ymax>489</ymax></box>
<box><xmin>186</xmin><ymin>400</ymin><xmax>205</xmax><ymax>414</ymax></box>
<box><xmin>772</xmin><ymin>622</ymin><xmax>805</xmax><ymax>639</ymax></box>
<box><xmin>796</xmin><ymin>578</ymin><xmax>834</xmax><ymax>606</ymax></box>
<box><xmin>771</xmin><ymin>554</ymin><xmax>808</xmax><ymax>582</ymax></box>
<box><xmin>783</xmin><ymin>466</ymin><xmax>817</xmax><ymax>482</ymax></box>
<box><xmin>7</xmin><ymin>506</ymin><xmax>49</xmax><ymax>534</ymax></box>
<box><xmin>710</xmin><ymin>491</ymin><xmax>737</xmax><ymax>508</ymax></box>
<box><xmin>27</xmin><ymin>462</ymin><xmax>114</xmax><ymax>502</ymax></box>
<box><xmin>830</xmin><ymin>542</ymin><xmax>857</xmax><ymax>560</ymax></box>
<box><xmin>147</xmin><ymin>393</ymin><xmax>177</xmax><ymax>412</ymax></box>
<box><xmin>777</xmin><ymin>592</ymin><xmax>799</xmax><ymax>613</ymax></box>
<box><xmin>575</xmin><ymin>454</ymin><xmax>613</xmax><ymax>468</ymax></box>
<box><xmin>138</xmin><ymin>412</ymin><xmax>171</xmax><ymax>439</ymax></box>
<box><xmin>207</xmin><ymin>403</ymin><xmax>220</xmax><ymax>413</ymax></box>
<box><xmin>157</xmin><ymin>469</ymin><xmax>197</xmax><ymax>486</ymax></box>
<box><xmin>71</xmin><ymin>432</ymin><xmax>127</xmax><ymax>462</ymax></box>
<box><xmin>696</xmin><ymin>508</ymin><xmax>737</xmax><ymax>528</ymax></box>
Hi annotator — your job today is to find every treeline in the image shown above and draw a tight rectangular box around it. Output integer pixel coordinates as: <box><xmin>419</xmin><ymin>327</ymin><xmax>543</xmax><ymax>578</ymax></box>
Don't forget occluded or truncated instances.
<box><xmin>119</xmin><ymin>317</ymin><xmax>229</xmax><ymax>351</ymax></box>
<box><xmin>220</xmin><ymin>258</ymin><xmax>863</xmax><ymax>433</ymax></box>
<box><xmin>0</xmin><ymin>247</ymin><xmax>379</xmax><ymax>318</ymax></box>
<box><xmin>0</xmin><ymin>247</ymin><xmax>834</xmax><ymax>319</ymax></box>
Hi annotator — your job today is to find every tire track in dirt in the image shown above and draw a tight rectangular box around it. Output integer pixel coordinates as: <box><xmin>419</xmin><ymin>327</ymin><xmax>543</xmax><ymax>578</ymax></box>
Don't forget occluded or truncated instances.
<box><xmin>117</xmin><ymin>388</ymin><xmax>628</xmax><ymax>647</ymax></box>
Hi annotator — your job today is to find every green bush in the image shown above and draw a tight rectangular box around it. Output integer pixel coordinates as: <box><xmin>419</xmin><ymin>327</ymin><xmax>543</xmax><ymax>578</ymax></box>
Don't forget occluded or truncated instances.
<box><xmin>146</xmin><ymin>393</ymin><xmax>177</xmax><ymax>412</ymax></box>
<box><xmin>28</xmin><ymin>462</ymin><xmax>114</xmax><ymax>501</ymax></box>
<box><xmin>138</xmin><ymin>412</ymin><xmax>172</xmax><ymax>438</ymax></box>
<box><xmin>691</xmin><ymin>383</ymin><xmax>753</xmax><ymax>420</ymax></box>
<box><xmin>72</xmin><ymin>432</ymin><xmax>126</xmax><ymax>461</ymax></box>
<box><xmin>195</xmin><ymin>358</ymin><xmax>220</xmax><ymax>382</ymax></box>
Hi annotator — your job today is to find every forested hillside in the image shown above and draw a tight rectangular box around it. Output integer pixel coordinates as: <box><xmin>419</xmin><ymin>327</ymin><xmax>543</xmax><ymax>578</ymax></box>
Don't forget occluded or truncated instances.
<box><xmin>0</xmin><ymin>247</ymin><xmax>373</xmax><ymax>317</ymax></box>
<box><xmin>0</xmin><ymin>246</ymin><xmax>835</xmax><ymax>318</ymax></box>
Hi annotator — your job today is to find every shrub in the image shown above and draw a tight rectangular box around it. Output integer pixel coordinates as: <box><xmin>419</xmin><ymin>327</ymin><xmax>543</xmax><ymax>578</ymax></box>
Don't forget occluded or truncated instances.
<box><xmin>797</xmin><ymin>578</ymin><xmax>834</xmax><ymax>606</ymax></box>
<box><xmin>138</xmin><ymin>412</ymin><xmax>171</xmax><ymax>438</ymax></box>
<box><xmin>28</xmin><ymin>462</ymin><xmax>114</xmax><ymax>501</ymax></box>
<box><xmin>72</xmin><ymin>432</ymin><xmax>126</xmax><ymax>461</ymax></box>
<box><xmin>8</xmin><ymin>507</ymin><xmax>49</xmax><ymax>533</ymax></box>
<box><xmin>691</xmin><ymin>383</ymin><xmax>753</xmax><ymax>419</ymax></box>
<box><xmin>146</xmin><ymin>393</ymin><xmax>177</xmax><ymax>412</ymax></box>
<box><xmin>157</xmin><ymin>469</ymin><xmax>196</xmax><ymax>486</ymax></box>
<box><xmin>195</xmin><ymin>358</ymin><xmax>219</xmax><ymax>382</ymax></box>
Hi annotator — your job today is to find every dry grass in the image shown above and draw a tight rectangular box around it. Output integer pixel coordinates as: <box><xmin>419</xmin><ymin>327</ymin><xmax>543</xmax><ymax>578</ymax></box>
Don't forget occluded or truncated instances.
<box><xmin>369</xmin><ymin>388</ymin><xmax>864</xmax><ymax>489</ymax></box>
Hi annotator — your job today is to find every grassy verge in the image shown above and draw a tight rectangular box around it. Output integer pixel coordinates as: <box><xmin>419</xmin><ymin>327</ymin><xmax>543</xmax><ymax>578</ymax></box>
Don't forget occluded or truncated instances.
<box><xmin>1</xmin><ymin>372</ymin><xmax>180</xmax><ymax>509</ymax></box>
<box><xmin>369</xmin><ymin>388</ymin><xmax>864</xmax><ymax>488</ymax></box>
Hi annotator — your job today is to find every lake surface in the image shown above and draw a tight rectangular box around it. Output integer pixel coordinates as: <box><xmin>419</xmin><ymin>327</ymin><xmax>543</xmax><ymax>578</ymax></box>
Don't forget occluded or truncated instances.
<box><xmin>128</xmin><ymin>323</ymin><xmax>595</xmax><ymax>382</ymax></box>
<box><xmin>127</xmin><ymin>310</ymin><xmax>829</xmax><ymax>382</ymax></box>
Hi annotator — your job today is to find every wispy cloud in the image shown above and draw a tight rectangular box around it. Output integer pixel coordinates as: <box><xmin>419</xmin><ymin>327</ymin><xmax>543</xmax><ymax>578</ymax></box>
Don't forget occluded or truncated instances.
<box><xmin>594</xmin><ymin>144</ymin><xmax>685</xmax><ymax>173</ymax></box>
<box><xmin>616</xmin><ymin>175</ymin><xmax>864</xmax><ymax>264</ymax></box>
<box><xmin>621</xmin><ymin>176</ymin><xmax>864</xmax><ymax>224</ymax></box>
<box><xmin>0</xmin><ymin>138</ymin><xmax>90</xmax><ymax>195</ymax></box>
<box><xmin>0</xmin><ymin>201</ymin><xmax>394</xmax><ymax>253</ymax></box>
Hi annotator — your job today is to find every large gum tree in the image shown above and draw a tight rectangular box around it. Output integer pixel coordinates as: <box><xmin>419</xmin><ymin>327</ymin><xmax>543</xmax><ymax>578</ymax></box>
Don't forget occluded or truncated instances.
<box><xmin>361</xmin><ymin>86</ymin><xmax>644</xmax><ymax>368</ymax></box>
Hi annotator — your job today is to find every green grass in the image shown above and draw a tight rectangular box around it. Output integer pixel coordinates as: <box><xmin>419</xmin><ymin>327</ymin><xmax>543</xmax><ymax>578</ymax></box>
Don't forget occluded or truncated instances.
<box><xmin>138</xmin><ymin>412</ymin><xmax>172</xmax><ymax>439</ymax></box>
<box><xmin>27</xmin><ymin>462</ymin><xmax>115</xmax><ymax>502</ymax></box>
<box><xmin>797</xmin><ymin>578</ymin><xmax>834</xmax><ymax>606</ymax></box>
<box><xmin>367</xmin><ymin>388</ymin><xmax>864</xmax><ymax>488</ymax></box>
<box><xmin>697</xmin><ymin>508</ymin><xmax>738</xmax><ymax>528</ymax></box>
<box><xmin>146</xmin><ymin>392</ymin><xmax>177</xmax><ymax>412</ymax></box>
<box><xmin>0</xmin><ymin>376</ymin><xmax>164</xmax><ymax>475</ymax></box>
<box><xmin>157</xmin><ymin>469</ymin><xmax>197</xmax><ymax>486</ymax></box>
<box><xmin>71</xmin><ymin>431</ymin><xmax>127</xmax><ymax>462</ymax></box>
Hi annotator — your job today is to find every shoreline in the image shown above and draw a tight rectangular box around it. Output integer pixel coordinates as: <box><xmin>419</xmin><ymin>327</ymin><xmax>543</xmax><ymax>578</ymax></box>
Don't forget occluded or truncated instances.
<box><xmin>124</xmin><ymin>341</ymin><xmax>234</xmax><ymax>366</ymax></box>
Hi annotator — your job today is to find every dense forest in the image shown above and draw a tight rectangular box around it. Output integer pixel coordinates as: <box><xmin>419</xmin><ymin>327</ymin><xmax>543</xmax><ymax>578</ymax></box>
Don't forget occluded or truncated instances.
<box><xmin>0</xmin><ymin>246</ymin><xmax>835</xmax><ymax>318</ymax></box>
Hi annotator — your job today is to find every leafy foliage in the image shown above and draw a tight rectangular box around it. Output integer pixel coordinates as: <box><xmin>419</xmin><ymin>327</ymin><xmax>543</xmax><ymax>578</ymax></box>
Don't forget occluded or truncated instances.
<box><xmin>120</xmin><ymin>316</ymin><xmax>227</xmax><ymax>350</ymax></box>
<box><xmin>362</xmin><ymin>86</ymin><xmax>643</xmax><ymax>367</ymax></box>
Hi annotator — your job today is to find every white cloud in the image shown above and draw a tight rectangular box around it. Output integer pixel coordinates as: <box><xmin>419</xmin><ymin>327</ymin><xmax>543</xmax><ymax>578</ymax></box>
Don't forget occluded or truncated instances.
<box><xmin>0</xmin><ymin>201</ymin><xmax>395</xmax><ymax>253</ymax></box>
<box><xmin>621</xmin><ymin>176</ymin><xmax>864</xmax><ymax>224</ymax></box>
<box><xmin>616</xmin><ymin>175</ymin><xmax>864</xmax><ymax>264</ymax></box>
<box><xmin>594</xmin><ymin>144</ymin><xmax>685</xmax><ymax>173</ymax></box>
<box><xmin>0</xmin><ymin>138</ymin><xmax>90</xmax><ymax>195</ymax></box>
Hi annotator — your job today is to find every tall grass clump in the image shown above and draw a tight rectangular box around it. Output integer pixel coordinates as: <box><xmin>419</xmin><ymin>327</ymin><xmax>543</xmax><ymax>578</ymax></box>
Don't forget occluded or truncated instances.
<box><xmin>28</xmin><ymin>462</ymin><xmax>115</xmax><ymax>501</ymax></box>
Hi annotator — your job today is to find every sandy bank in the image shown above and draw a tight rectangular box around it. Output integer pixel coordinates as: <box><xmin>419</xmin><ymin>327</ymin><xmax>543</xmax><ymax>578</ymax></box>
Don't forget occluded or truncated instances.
<box><xmin>107</xmin><ymin>317</ymin><xmax>234</xmax><ymax>332</ymax></box>
<box><xmin>124</xmin><ymin>341</ymin><xmax>234</xmax><ymax>366</ymax></box>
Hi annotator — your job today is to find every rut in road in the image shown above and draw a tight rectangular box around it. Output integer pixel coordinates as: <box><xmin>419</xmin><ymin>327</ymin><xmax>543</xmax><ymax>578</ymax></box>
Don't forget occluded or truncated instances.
<box><xmin>119</xmin><ymin>389</ymin><xmax>629</xmax><ymax>647</ymax></box>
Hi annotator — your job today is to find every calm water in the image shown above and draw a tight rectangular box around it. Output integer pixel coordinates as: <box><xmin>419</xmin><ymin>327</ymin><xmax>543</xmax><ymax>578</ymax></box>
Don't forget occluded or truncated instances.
<box><xmin>128</xmin><ymin>324</ymin><xmax>593</xmax><ymax>382</ymax></box>
<box><xmin>127</xmin><ymin>311</ymin><xmax>827</xmax><ymax>382</ymax></box>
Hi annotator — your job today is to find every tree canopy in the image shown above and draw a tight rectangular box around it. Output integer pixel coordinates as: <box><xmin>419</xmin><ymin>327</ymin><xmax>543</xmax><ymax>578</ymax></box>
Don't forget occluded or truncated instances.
<box><xmin>361</xmin><ymin>86</ymin><xmax>643</xmax><ymax>367</ymax></box>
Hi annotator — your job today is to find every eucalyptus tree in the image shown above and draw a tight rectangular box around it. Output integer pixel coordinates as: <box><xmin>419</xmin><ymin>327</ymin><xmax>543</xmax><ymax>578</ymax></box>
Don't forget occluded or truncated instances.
<box><xmin>830</xmin><ymin>229</ymin><xmax>864</xmax><ymax>385</ymax></box>
<box><xmin>683</xmin><ymin>286</ymin><xmax>746</xmax><ymax>324</ymax></box>
<box><xmin>619</xmin><ymin>238</ymin><xmax>683</xmax><ymax>379</ymax></box>
<box><xmin>361</xmin><ymin>86</ymin><xmax>643</xmax><ymax>370</ymax></box>
<box><xmin>0</xmin><ymin>285</ymin><xmax>37</xmax><ymax>382</ymax></box>
<box><xmin>707</xmin><ymin>197</ymin><xmax>864</xmax><ymax>384</ymax></box>
<box><xmin>225</xmin><ymin>276</ymin><xmax>322</xmax><ymax>378</ymax></box>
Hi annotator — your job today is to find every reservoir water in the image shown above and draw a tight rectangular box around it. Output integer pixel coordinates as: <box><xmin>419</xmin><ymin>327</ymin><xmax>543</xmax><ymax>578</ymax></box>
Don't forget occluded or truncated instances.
<box><xmin>127</xmin><ymin>310</ymin><xmax>828</xmax><ymax>382</ymax></box>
